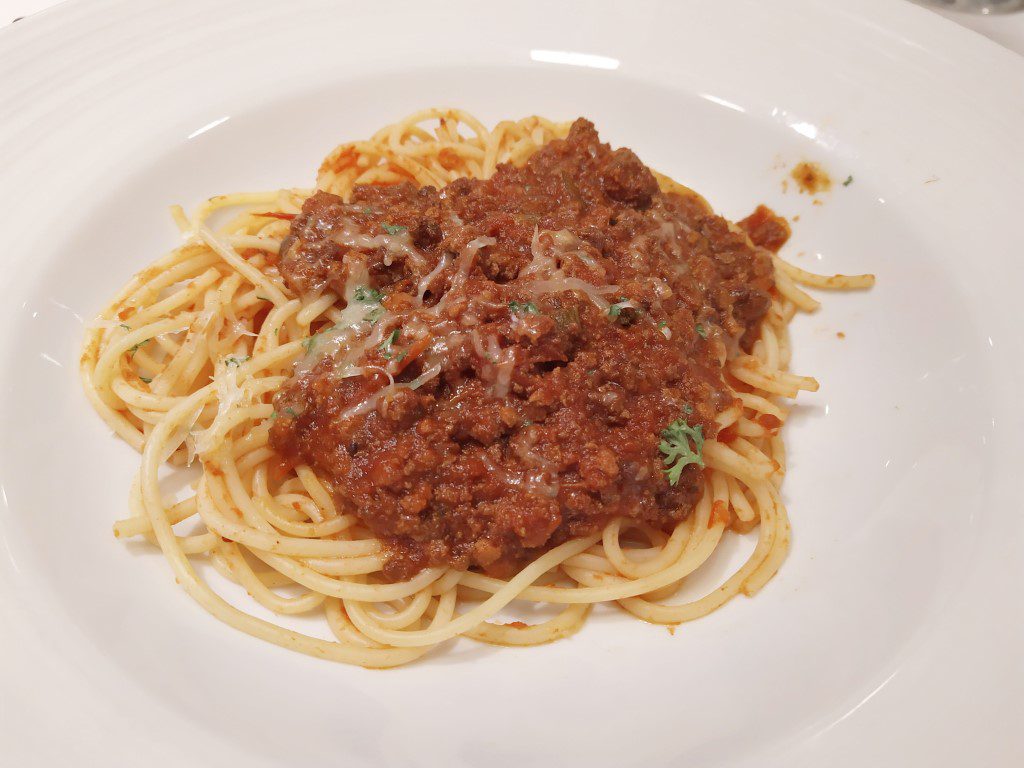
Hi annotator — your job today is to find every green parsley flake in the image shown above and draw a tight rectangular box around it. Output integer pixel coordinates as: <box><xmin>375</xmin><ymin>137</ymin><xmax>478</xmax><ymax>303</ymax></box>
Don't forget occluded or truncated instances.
<box><xmin>224</xmin><ymin>356</ymin><xmax>250</xmax><ymax>367</ymax></box>
<box><xmin>659</xmin><ymin>417</ymin><xmax>705</xmax><ymax>486</ymax></box>
<box><xmin>256</xmin><ymin>294</ymin><xmax>271</xmax><ymax>302</ymax></box>
<box><xmin>695</xmin><ymin>323</ymin><xmax>708</xmax><ymax>339</ymax></box>
<box><xmin>284</xmin><ymin>407</ymin><xmax>298</xmax><ymax>418</ymax></box>
<box><xmin>683</xmin><ymin>403</ymin><xmax>694</xmax><ymax>415</ymax></box>
<box><xmin>354</xmin><ymin>285</ymin><xmax>385</xmax><ymax>303</ymax></box>
<box><xmin>381</xmin><ymin>223</ymin><xmax>407</xmax><ymax>236</ymax></box>
<box><xmin>128</xmin><ymin>339</ymin><xmax>150</xmax><ymax>357</ymax></box>
<box><xmin>843</xmin><ymin>175</ymin><xmax>853</xmax><ymax>187</ymax></box>
<box><xmin>299</xmin><ymin>325</ymin><xmax>335</xmax><ymax>354</ymax></box>
<box><xmin>379</xmin><ymin>329</ymin><xmax>400</xmax><ymax>359</ymax></box>
<box><xmin>509</xmin><ymin>300</ymin><xmax>540</xmax><ymax>315</ymax></box>
<box><xmin>608</xmin><ymin>297</ymin><xmax>631</xmax><ymax>319</ymax></box>
<box><xmin>139</xmin><ymin>376</ymin><xmax>153</xmax><ymax>384</ymax></box>
<box><xmin>119</xmin><ymin>323</ymin><xmax>131</xmax><ymax>331</ymax></box>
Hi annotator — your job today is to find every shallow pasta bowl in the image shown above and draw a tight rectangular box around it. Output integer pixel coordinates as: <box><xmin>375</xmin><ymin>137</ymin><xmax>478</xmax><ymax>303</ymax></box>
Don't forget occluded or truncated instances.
<box><xmin>0</xmin><ymin>0</ymin><xmax>1022</xmax><ymax>765</ymax></box>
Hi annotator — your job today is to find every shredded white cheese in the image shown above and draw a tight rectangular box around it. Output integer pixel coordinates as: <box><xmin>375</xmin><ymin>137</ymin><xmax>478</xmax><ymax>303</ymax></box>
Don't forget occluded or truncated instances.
<box><xmin>192</xmin><ymin>365</ymin><xmax>249</xmax><ymax>456</ymax></box>
<box><xmin>415</xmin><ymin>253</ymin><xmax>451</xmax><ymax>306</ymax></box>
<box><xmin>292</xmin><ymin>258</ymin><xmax>389</xmax><ymax>377</ymax></box>
<box><xmin>526</xmin><ymin>277</ymin><xmax>617</xmax><ymax>312</ymax></box>
<box><xmin>431</xmin><ymin>236</ymin><xmax>496</xmax><ymax>316</ymax></box>
<box><xmin>330</xmin><ymin>218</ymin><xmax>427</xmax><ymax>270</ymax></box>
<box><xmin>521</xmin><ymin>229</ymin><xmax>618</xmax><ymax>311</ymax></box>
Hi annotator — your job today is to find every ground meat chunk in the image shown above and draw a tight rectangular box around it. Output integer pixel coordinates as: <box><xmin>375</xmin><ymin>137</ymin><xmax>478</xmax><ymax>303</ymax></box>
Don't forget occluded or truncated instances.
<box><xmin>738</xmin><ymin>204</ymin><xmax>791</xmax><ymax>253</ymax></box>
<box><xmin>599</xmin><ymin>147</ymin><xmax>659</xmax><ymax>208</ymax></box>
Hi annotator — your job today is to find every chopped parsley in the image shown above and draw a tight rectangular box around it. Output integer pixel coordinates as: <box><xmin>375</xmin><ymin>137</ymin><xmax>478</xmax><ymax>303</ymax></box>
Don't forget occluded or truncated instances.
<box><xmin>659</xmin><ymin>417</ymin><xmax>705</xmax><ymax>486</ymax></box>
<box><xmin>363</xmin><ymin>307</ymin><xmax>385</xmax><ymax>324</ymax></box>
<box><xmin>695</xmin><ymin>323</ymin><xmax>708</xmax><ymax>339</ymax></box>
<box><xmin>119</xmin><ymin>323</ymin><xmax>131</xmax><ymax>331</ymax></box>
<box><xmin>381</xmin><ymin>222</ymin><xmax>407</xmax><ymax>236</ymax></box>
<box><xmin>300</xmin><ymin>325</ymin><xmax>336</xmax><ymax>354</ymax></box>
<box><xmin>657</xmin><ymin>320</ymin><xmax>668</xmax><ymax>328</ymax></box>
<box><xmin>255</xmin><ymin>294</ymin><xmax>271</xmax><ymax>302</ymax></box>
<box><xmin>284</xmin><ymin>407</ymin><xmax>298</xmax><ymax>418</ymax></box>
<box><xmin>509</xmin><ymin>300</ymin><xmax>539</xmax><ymax>315</ymax></box>
<box><xmin>354</xmin><ymin>285</ymin><xmax>385</xmax><ymax>303</ymax></box>
<box><xmin>139</xmin><ymin>376</ymin><xmax>152</xmax><ymax>384</ymax></box>
<box><xmin>609</xmin><ymin>297</ymin><xmax>642</xmax><ymax>324</ymax></box>
<box><xmin>127</xmin><ymin>339</ymin><xmax>150</xmax><ymax>357</ymax></box>
<box><xmin>607</xmin><ymin>297</ymin><xmax>630</xmax><ymax>319</ymax></box>
<box><xmin>224</xmin><ymin>355</ymin><xmax>250</xmax><ymax>367</ymax></box>
<box><xmin>361</xmin><ymin>207</ymin><xmax>374</xmax><ymax>215</ymax></box>
<box><xmin>842</xmin><ymin>175</ymin><xmax>853</xmax><ymax>187</ymax></box>
<box><xmin>379</xmin><ymin>329</ymin><xmax>400</xmax><ymax>359</ymax></box>
<box><xmin>683</xmin><ymin>403</ymin><xmax>693</xmax><ymax>415</ymax></box>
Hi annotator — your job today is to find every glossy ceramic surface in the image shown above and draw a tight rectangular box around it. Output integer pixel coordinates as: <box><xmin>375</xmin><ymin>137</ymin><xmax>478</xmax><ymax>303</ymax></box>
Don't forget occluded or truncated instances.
<box><xmin>1</xmin><ymin>1</ymin><xmax>1021</xmax><ymax>765</ymax></box>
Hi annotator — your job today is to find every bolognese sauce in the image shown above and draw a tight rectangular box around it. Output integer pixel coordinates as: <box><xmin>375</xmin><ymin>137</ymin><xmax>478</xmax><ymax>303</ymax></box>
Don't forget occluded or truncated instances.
<box><xmin>270</xmin><ymin>119</ymin><xmax>784</xmax><ymax>580</ymax></box>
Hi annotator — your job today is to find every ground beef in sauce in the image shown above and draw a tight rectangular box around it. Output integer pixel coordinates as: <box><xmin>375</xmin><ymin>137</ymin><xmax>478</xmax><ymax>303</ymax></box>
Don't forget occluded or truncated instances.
<box><xmin>270</xmin><ymin>119</ymin><xmax>782</xmax><ymax>580</ymax></box>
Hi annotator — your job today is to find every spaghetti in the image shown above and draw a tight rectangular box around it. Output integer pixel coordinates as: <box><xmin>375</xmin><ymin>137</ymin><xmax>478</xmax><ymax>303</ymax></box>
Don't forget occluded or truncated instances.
<box><xmin>81</xmin><ymin>109</ymin><xmax>873</xmax><ymax>667</ymax></box>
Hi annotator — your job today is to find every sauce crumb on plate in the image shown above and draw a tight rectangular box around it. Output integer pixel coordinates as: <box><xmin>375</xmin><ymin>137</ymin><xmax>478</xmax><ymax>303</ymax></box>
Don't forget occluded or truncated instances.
<box><xmin>791</xmin><ymin>161</ymin><xmax>831</xmax><ymax>195</ymax></box>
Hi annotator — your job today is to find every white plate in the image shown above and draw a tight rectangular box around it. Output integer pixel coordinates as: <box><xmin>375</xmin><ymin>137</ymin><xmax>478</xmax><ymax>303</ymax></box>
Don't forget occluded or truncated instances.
<box><xmin>1</xmin><ymin>1</ymin><xmax>1022</xmax><ymax>765</ymax></box>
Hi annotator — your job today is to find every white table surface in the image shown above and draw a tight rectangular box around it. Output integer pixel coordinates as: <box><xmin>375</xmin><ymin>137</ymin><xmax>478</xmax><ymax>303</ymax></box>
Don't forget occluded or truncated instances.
<box><xmin>2</xmin><ymin>0</ymin><xmax>1024</xmax><ymax>56</ymax></box>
